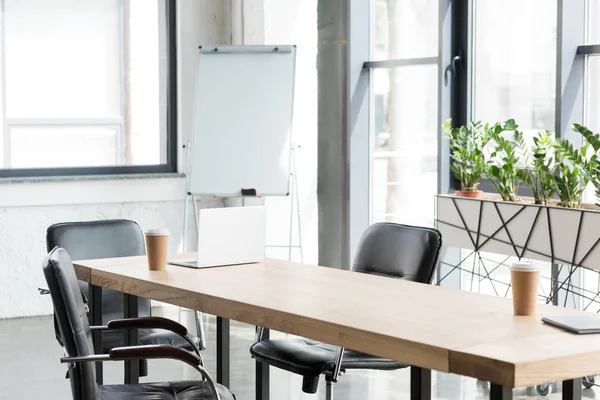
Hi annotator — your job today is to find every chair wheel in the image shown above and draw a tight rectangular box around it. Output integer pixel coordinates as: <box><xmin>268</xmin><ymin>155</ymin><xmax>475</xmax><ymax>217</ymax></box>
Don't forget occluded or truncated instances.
<box><xmin>536</xmin><ymin>384</ymin><xmax>550</xmax><ymax>396</ymax></box>
<box><xmin>583</xmin><ymin>376</ymin><xmax>595</xmax><ymax>389</ymax></box>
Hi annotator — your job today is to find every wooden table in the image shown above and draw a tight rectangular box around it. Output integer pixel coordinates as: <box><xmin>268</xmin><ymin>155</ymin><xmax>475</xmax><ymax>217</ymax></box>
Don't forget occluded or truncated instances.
<box><xmin>74</xmin><ymin>253</ymin><xmax>600</xmax><ymax>400</ymax></box>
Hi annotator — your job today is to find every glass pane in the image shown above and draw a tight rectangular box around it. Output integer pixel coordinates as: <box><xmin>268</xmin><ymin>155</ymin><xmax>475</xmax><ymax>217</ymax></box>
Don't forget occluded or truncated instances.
<box><xmin>473</xmin><ymin>0</ymin><xmax>557</xmax><ymax>135</ymax></box>
<box><xmin>371</xmin><ymin>65</ymin><xmax>438</xmax><ymax>226</ymax></box>
<box><xmin>4</xmin><ymin>0</ymin><xmax>121</xmax><ymax>119</ymax></box>
<box><xmin>2</xmin><ymin>0</ymin><xmax>166</xmax><ymax>168</ymax></box>
<box><xmin>372</xmin><ymin>0</ymin><xmax>438</xmax><ymax>60</ymax></box>
<box><xmin>10</xmin><ymin>127</ymin><xmax>118</xmax><ymax>168</ymax></box>
<box><xmin>128</xmin><ymin>0</ymin><xmax>165</xmax><ymax>165</ymax></box>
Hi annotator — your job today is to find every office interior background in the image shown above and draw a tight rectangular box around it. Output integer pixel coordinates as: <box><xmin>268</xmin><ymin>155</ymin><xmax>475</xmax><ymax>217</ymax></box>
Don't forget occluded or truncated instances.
<box><xmin>0</xmin><ymin>0</ymin><xmax>599</xmax><ymax>399</ymax></box>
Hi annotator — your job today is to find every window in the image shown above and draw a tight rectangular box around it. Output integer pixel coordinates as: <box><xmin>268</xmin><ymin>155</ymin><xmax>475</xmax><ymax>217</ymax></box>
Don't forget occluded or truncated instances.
<box><xmin>472</xmin><ymin>0</ymin><xmax>557</xmax><ymax>136</ymax></box>
<box><xmin>0</xmin><ymin>0</ymin><xmax>176</xmax><ymax>176</ymax></box>
<box><xmin>369</xmin><ymin>0</ymin><xmax>439</xmax><ymax>226</ymax></box>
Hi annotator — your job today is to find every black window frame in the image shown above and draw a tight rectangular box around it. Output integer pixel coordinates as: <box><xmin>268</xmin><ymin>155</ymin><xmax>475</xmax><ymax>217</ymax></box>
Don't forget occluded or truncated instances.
<box><xmin>0</xmin><ymin>0</ymin><xmax>178</xmax><ymax>178</ymax></box>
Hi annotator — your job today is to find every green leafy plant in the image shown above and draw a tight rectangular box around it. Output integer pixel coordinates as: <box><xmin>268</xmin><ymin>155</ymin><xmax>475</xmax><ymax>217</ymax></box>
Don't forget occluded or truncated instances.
<box><xmin>443</xmin><ymin>119</ymin><xmax>489</xmax><ymax>192</ymax></box>
<box><xmin>486</xmin><ymin>119</ymin><xmax>521</xmax><ymax>201</ymax></box>
<box><xmin>572</xmin><ymin>124</ymin><xmax>600</xmax><ymax>205</ymax></box>
<box><xmin>552</xmin><ymin>137</ymin><xmax>591</xmax><ymax>208</ymax></box>
<box><xmin>515</xmin><ymin>130</ymin><xmax>556</xmax><ymax>205</ymax></box>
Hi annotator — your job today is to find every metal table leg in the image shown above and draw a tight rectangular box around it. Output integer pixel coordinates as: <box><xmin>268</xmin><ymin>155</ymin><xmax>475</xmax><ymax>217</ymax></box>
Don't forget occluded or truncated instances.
<box><xmin>490</xmin><ymin>383</ymin><xmax>512</xmax><ymax>399</ymax></box>
<box><xmin>89</xmin><ymin>283</ymin><xmax>103</xmax><ymax>384</ymax></box>
<box><xmin>217</xmin><ymin>316</ymin><xmax>230</xmax><ymax>388</ymax></box>
<box><xmin>410</xmin><ymin>366</ymin><xmax>431</xmax><ymax>400</ymax></box>
<box><xmin>124</xmin><ymin>293</ymin><xmax>139</xmax><ymax>384</ymax></box>
<box><xmin>563</xmin><ymin>379</ymin><xmax>582</xmax><ymax>400</ymax></box>
<box><xmin>256</xmin><ymin>328</ymin><xmax>270</xmax><ymax>400</ymax></box>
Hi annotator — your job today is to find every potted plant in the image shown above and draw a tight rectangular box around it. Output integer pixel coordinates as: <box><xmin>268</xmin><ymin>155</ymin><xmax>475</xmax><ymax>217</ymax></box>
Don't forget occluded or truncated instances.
<box><xmin>443</xmin><ymin>119</ymin><xmax>489</xmax><ymax>198</ymax></box>
<box><xmin>515</xmin><ymin>130</ymin><xmax>556</xmax><ymax>205</ymax></box>
<box><xmin>485</xmin><ymin>120</ymin><xmax>521</xmax><ymax>201</ymax></box>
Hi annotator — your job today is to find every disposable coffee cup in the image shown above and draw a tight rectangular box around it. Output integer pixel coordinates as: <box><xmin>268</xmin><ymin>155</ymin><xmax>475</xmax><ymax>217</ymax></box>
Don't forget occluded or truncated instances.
<box><xmin>145</xmin><ymin>229</ymin><xmax>169</xmax><ymax>271</ymax></box>
<box><xmin>510</xmin><ymin>261</ymin><xmax>540</xmax><ymax>316</ymax></box>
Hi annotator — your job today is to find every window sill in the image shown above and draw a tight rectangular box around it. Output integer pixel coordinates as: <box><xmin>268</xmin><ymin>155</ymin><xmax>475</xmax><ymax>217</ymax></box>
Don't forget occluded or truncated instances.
<box><xmin>0</xmin><ymin>172</ymin><xmax>185</xmax><ymax>185</ymax></box>
<box><xmin>0</xmin><ymin>173</ymin><xmax>187</xmax><ymax>207</ymax></box>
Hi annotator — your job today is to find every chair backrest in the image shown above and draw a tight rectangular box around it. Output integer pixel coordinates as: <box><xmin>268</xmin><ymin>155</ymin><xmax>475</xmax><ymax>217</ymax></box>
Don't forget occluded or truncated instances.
<box><xmin>352</xmin><ymin>223</ymin><xmax>442</xmax><ymax>284</ymax></box>
<box><xmin>46</xmin><ymin>219</ymin><xmax>149</xmax><ymax>323</ymax></box>
<box><xmin>43</xmin><ymin>247</ymin><xmax>99</xmax><ymax>400</ymax></box>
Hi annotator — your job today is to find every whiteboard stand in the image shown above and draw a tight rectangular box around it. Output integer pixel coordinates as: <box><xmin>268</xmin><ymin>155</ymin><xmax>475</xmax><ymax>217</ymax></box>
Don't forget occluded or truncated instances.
<box><xmin>182</xmin><ymin>143</ymin><xmax>304</xmax><ymax>263</ymax></box>
<box><xmin>264</xmin><ymin>144</ymin><xmax>304</xmax><ymax>263</ymax></box>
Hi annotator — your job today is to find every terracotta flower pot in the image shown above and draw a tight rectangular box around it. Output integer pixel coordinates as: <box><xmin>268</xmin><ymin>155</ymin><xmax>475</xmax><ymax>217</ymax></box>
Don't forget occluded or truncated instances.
<box><xmin>455</xmin><ymin>189</ymin><xmax>483</xmax><ymax>199</ymax></box>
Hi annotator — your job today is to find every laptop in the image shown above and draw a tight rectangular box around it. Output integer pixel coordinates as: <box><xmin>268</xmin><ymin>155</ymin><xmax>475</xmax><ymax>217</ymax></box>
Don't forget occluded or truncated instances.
<box><xmin>542</xmin><ymin>315</ymin><xmax>600</xmax><ymax>334</ymax></box>
<box><xmin>169</xmin><ymin>206</ymin><xmax>266</xmax><ymax>268</ymax></box>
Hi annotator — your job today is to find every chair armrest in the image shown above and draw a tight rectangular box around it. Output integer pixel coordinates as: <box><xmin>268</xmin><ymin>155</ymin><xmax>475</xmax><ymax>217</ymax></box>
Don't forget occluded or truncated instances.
<box><xmin>107</xmin><ymin>317</ymin><xmax>188</xmax><ymax>336</ymax></box>
<box><xmin>100</xmin><ymin>317</ymin><xmax>200</xmax><ymax>357</ymax></box>
<box><xmin>62</xmin><ymin>345</ymin><xmax>220</xmax><ymax>400</ymax></box>
<box><xmin>109</xmin><ymin>344</ymin><xmax>198</xmax><ymax>365</ymax></box>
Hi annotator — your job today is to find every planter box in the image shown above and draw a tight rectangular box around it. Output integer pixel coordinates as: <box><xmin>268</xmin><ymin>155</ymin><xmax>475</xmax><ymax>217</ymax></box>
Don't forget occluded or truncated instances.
<box><xmin>435</xmin><ymin>194</ymin><xmax>600</xmax><ymax>269</ymax></box>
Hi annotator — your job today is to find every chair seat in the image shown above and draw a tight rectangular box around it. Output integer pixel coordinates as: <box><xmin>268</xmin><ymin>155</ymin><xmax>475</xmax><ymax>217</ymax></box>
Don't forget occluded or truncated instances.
<box><xmin>250</xmin><ymin>338</ymin><xmax>408</xmax><ymax>378</ymax></box>
<box><xmin>102</xmin><ymin>329</ymin><xmax>201</xmax><ymax>353</ymax></box>
<box><xmin>101</xmin><ymin>381</ymin><xmax>234</xmax><ymax>400</ymax></box>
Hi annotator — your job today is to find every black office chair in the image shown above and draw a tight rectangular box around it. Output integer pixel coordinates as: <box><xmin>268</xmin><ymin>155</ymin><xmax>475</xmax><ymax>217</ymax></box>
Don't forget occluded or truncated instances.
<box><xmin>43</xmin><ymin>246</ymin><xmax>235</xmax><ymax>400</ymax></box>
<box><xmin>46</xmin><ymin>219</ymin><xmax>206</xmax><ymax>375</ymax></box>
<box><xmin>250</xmin><ymin>222</ymin><xmax>442</xmax><ymax>397</ymax></box>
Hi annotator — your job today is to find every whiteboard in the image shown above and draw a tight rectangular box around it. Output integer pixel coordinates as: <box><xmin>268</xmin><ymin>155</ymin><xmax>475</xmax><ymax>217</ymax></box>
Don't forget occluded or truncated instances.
<box><xmin>188</xmin><ymin>45</ymin><xmax>296</xmax><ymax>196</ymax></box>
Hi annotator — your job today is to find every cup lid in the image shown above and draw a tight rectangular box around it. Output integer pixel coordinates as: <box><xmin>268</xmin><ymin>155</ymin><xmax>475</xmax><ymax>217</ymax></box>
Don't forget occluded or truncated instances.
<box><xmin>510</xmin><ymin>261</ymin><xmax>539</xmax><ymax>271</ymax></box>
<box><xmin>145</xmin><ymin>228</ymin><xmax>170</xmax><ymax>236</ymax></box>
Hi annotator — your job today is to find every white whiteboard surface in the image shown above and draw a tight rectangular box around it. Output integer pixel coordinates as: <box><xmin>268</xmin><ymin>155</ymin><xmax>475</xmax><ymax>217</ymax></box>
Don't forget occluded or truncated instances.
<box><xmin>189</xmin><ymin>45</ymin><xmax>296</xmax><ymax>196</ymax></box>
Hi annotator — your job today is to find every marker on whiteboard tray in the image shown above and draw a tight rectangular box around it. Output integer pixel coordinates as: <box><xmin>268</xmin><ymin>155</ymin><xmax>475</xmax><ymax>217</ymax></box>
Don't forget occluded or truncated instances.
<box><xmin>241</xmin><ymin>188</ymin><xmax>260</xmax><ymax>197</ymax></box>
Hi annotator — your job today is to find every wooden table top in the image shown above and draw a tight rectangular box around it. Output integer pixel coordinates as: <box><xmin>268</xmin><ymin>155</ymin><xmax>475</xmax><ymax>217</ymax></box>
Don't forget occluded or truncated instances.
<box><xmin>73</xmin><ymin>253</ymin><xmax>600</xmax><ymax>388</ymax></box>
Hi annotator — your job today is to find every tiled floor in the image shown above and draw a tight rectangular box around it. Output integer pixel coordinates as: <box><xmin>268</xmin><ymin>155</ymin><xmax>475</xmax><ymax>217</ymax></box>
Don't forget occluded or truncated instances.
<box><xmin>0</xmin><ymin>306</ymin><xmax>597</xmax><ymax>400</ymax></box>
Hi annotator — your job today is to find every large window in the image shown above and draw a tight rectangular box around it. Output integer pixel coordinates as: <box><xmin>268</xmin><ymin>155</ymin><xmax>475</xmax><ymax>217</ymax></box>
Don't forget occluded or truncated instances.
<box><xmin>370</xmin><ymin>0</ymin><xmax>439</xmax><ymax>226</ymax></box>
<box><xmin>0</xmin><ymin>0</ymin><xmax>175</xmax><ymax>176</ymax></box>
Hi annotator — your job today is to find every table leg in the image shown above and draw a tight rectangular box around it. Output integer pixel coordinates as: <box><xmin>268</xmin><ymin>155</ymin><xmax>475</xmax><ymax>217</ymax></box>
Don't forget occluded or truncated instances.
<box><xmin>410</xmin><ymin>366</ymin><xmax>431</xmax><ymax>400</ymax></box>
<box><xmin>563</xmin><ymin>379</ymin><xmax>582</xmax><ymax>400</ymax></box>
<box><xmin>89</xmin><ymin>283</ymin><xmax>103</xmax><ymax>384</ymax></box>
<box><xmin>217</xmin><ymin>316</ymin><xmax>230</xmax><ymax>388</ymax></box>
<box><xmin>490</xmin><ymin>383</ymin><xmax>512</xmax><ymax>400</ymax></box>
<box><xmin>256</xmin><ymin>328</ymin><xmax>270</xmax><ymax>400</ymax></box>
<box><xmin>124</xmin><ymin>293</ymin><xmax>139</xmax><ymax>384</ymax></box>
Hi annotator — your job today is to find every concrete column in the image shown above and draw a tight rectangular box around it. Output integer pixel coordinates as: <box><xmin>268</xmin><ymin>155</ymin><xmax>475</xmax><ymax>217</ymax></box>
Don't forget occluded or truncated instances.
<box><xmin>317</xmin><ymin>0</ymin><xmax>350</xmax><ymax>269</ymax></box>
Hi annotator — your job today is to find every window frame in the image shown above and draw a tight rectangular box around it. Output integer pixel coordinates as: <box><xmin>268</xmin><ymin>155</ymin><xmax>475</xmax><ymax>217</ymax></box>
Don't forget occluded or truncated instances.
<box><xmin>0</xmin><ymin>0</ymin><xmax>178</xmax><ymax>178</ymax></box>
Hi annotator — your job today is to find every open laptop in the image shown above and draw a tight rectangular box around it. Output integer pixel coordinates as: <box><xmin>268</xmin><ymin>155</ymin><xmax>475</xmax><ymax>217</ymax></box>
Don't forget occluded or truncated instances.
<box><xmin>169</xmin><ymin>206</ymin><xmax>266</xmax><ymax>268</ymax></box>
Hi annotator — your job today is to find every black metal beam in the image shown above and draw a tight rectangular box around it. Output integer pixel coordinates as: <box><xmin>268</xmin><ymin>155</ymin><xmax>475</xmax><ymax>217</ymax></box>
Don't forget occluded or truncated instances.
<box><xmin>562</xmin><ymin>378</ymin><xmax>582</xmax><ymax>400</ymax></box>
<box><xmin>410</xmin><ymin>366</ymin><xmax>431</xmax><ymax>400</ymax></box>
<box><xmin>490</xmin><ymin>384</ymin><xmax>512</xmax><ymax>400</ymax></box>
<box><xmin>124</xmin><ymin>293</ymin><xmax>139</xmax><ymax>384</ymax></box>
<box><xmin>216</xmin><ymin>317</ymin><xmax>231</xmax><ymax>388</ymax></box>
<box><xmin>89</xmin><ymin>283</ymin><xmax>103</xmax><ymax>384</ymax></box>
<box><xmin>255</xmin><ymin>328</ymin><xmax>270</xmax><ymax>400</ymax></box>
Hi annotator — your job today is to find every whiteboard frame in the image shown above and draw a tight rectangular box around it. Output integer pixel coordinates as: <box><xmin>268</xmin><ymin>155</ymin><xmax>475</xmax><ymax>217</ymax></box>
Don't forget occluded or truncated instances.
<box><xmin>186</xmin><ymin>45</ymin><xmax>296</xmax><ymax>197</ymax></box>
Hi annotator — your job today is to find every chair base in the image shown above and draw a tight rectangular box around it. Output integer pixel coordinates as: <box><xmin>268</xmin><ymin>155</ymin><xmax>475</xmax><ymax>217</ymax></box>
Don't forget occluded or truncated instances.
<box><xmin>139</xmin><ymin>359</ymin><xmax>148</xmax><ymax>377</ymax></box>
<box><xmin>302</xmin><ymin>376</ymin><xmax>320</xmax><ymax>394</ymax></box>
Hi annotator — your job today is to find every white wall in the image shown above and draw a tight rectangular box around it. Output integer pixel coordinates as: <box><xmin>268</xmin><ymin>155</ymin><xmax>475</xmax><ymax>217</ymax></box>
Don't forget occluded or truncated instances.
<box><xmin>0</xmin><ymin>0</ymin><xmax>319</xmax><ymax>319</ymax></box>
